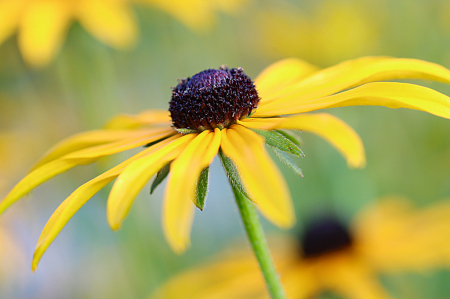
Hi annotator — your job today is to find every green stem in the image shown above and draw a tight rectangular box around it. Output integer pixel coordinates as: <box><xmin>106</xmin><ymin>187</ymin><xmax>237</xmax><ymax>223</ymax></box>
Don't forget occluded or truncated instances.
<box><xmin>231</xmin><ymin>185</ymin><xmax>287</xmax><ymax>299</ymax></box>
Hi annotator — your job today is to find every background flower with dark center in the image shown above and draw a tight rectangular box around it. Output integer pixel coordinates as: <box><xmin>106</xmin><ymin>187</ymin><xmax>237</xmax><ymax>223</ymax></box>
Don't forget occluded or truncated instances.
<box><xmin>2</xmin><ymin>57</ymin><xmax>450</xmax><ymax>272</ymax></box>
<box><xmin>148</xmin><ymin>196</ymin><xmax>450</xmax><ymax>299</ymax></box>
<box><xmin>0</xmin><ymin>0</ymin><xmax>246</xmax><ymax>67</ymax></box>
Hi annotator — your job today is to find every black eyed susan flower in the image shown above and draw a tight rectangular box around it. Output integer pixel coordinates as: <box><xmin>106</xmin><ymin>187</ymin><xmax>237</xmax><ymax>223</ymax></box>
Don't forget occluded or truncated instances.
<box><xmin>3</xmin><ymin>57</ymin><xmax>450</xmax><ymax>271</ymax></box>
<box><xmin>0</xmin><ymin>0</ymin><xmax>139</xmax><ymax>67</ymax></box>
<box><xmin>149</xmin><ymin>197</ymin><xmax>450</xmax><ymax>299</ymax></box>
<box><xmin>0</xmin><ymin>0</ymin><xmax>246</xmax><ymax>67</ymax></box>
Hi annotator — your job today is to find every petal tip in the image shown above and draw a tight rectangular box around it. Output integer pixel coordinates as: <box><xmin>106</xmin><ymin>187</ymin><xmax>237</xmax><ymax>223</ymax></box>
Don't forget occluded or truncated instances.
<box><xmin>348</xmin><ymin>156</ymin><xmax>367</xmax><ymax>169</ymax></box>
<box><xmin>108</xmin><ymin>221</ymin><xmax>122</xmax><ymax>231</ymax></box>
<box><xmin>168</xmin><ymin>237</ymin><xmax>190</xmax><ymax>254</ymax></box>
<box><xmin>279</xmin><ymin>215</ymin><xmax>296</xmax><ymax>229</ymax></box>
<box><xmin>31</xmin><ymin>260</ymin><xmax>38</xmax><ymax>273</ymax></box>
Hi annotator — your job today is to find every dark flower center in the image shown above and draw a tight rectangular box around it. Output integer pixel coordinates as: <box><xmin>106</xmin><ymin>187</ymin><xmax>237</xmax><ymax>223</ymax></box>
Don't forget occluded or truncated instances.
<box><xmin>301</xmin><ymin>217</ymin><xmax>353</xmax><ymax>258</ymax></box>
<box><xmin>169</xmin><ymin>66</ymin><xmax>260</xmax><ymax>132</ymax></box>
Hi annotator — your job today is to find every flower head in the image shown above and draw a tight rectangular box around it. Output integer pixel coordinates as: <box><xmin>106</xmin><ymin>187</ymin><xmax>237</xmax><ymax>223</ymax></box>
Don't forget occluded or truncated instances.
<box><xmin>169</xmin><ymin>66</ymin><xmax>259</xmax><ymax>131</ymax></box>
<box><xmin>149</xmin><ymin>197</ymin><xmax>450</xmax><ymax>299</ymax></box>
<box><xmin>2</xmin><ymin>57</ymin><xmax>450</xmax><ymax>270</ymax></box>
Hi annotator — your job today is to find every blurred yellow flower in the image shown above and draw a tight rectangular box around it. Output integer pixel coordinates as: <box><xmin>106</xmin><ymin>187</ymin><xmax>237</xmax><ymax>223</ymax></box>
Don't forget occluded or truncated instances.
<box><xmin>0</xmin><ymin>0</ymin><xmax>247</xmax><ymax>67</ymax></box>
<box><xmin>2</xmin><ymin>56</ymin><xmax>450</xmax><ymax>271</ymax></box>
<box><xmin>255</xmin><ymin>0</ymin><xmax>385</xmax><ymax>65</ymax></box>
<box><xmin>149</xmin><ymin>197</ymin><xmax>450</xmax><ymax>299</ymax></box>
<box><xmin>0</xmin><ymin>0</ymin><xmax>138</xmax><ymax>67</ymax></box>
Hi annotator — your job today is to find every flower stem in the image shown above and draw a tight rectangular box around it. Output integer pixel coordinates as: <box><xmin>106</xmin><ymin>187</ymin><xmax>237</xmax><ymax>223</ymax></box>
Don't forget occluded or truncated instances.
<box><xmin>231</xmin><ymin>185</ymin><xmax>287</xmax><ymax>299</ymax></box>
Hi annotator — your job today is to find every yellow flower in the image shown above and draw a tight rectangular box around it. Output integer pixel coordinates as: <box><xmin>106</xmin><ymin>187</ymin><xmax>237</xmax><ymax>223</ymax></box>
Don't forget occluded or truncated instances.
<box><xmin>2</xmin><ymin>56</ymin><xmax>450</xmax><ymax>271</ymax></box>
<box><xmin>0</xmin><ymin>0</ymin><xmax>246</xmax><ymax>67</ymax></box>
<box><xmin>0</xmin><ymin>0</ymin><xmax>138</xmax><ymax>67</ymax></box>
<box><xmin>149</xmin><ymin>197</ymin><xmax>450</xmax><ymax>299</ymax></box>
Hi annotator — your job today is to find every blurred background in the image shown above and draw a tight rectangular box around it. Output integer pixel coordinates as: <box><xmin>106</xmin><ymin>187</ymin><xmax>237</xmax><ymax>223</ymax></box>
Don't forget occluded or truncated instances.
<box><xmin>1</xmin><ymin>0</ymin><xmax>450</xmax><ymax>298</ymax></box>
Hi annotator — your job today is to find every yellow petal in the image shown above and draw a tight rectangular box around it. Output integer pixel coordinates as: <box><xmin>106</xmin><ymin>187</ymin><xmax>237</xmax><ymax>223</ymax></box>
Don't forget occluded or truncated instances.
<box><xmin>32</xmin><ymin>175</ymin><xmax>114</xmax><ymax>272</ymax></box>
<box><xmin>237</xmin><ymin>117</ymin><xmax>284</xmax><ymax>130</ymax></box>
<box><xmin>1</xmin><ymin>128</ymin><xmax>173</xmax><ymax>216</ymax></box>
<box><xmin>200</xmin><ymin>128</ymin><xmax>222</xmax><ymax>167</ymax></box>
<box><xmin>107</xmin><ymin>133</ymin><xmax>195</xmax><ymax>230</ymax></box>
<box><xmin>31</xmin><ymin>135</ymin><xmax>181</xmax><ymax>271</ymax></box>
<box><xmin>275</xmin><ymin>113</ymin><xmax>365</xmax><ymax>168</ymax></box>
<box><xmin>18</xmin><ymin>0</ymin><xmax>73</xmax><ymax>67</ymax></box>
<box><xmin>0</xmin><ymin>159</ymin><xmax>83</xmax><ymax>216</ymax></box>
<box><xmin>255</xmin><ymin>58</ymin><xmax>319</xmax><ymax>103</ymax></box>
<box><xmin>212</xmin><ymin>0</ymin><xmax>247</xmax><ymax>15</ymax></box>
<box><xmin>0</xmin><ymin>0</ymin><xmax>25</xmax><ymax>46</ymax></box>
<box><xmin>103</xmin><ymin>110</ymin><xmax>172</xmax><ymax>129</ymax></box>
<box><xmin>257</xmin><ymin>81</ymin><xmax>450</xmax><ymax>118</ymax></box>
<box><xmin>354</xmin><ymin>197</ymin><xmax>450</xmax><ymax>271</ymax></box>
<box><xmin>315</xmin><ymin>254</ymin><xmax>391</xmax><ymax>299</ymax></box>
<box><xmin>163</xmin><ymin>129</ymin><xmax>221</xmax><ymax>253</ymax></box>
<box><xmin>77</xmin><ymin>0</ymin><xmax>137</xmax><ymax>49</ymax></box>
<box><xmin>32</xmin><ymin>129</ymin><xmax>146</xmax><ymax>170</ymax></box>
<box><xmin>65</xmin><ymin>127</ymin><xmax>174</xmax><ymax>160</ymax></box>
<box><xmin>139</xmin><ymin>0</ymin><xmax>215</xmax><ymax>31</ymax></box>
<box><xmin>282</xmin><ymin>265</ymin><xmax>318</xmax><ymax>299</ymax></box>
<box><xmin>220</xmin><ymin>125</ymin><xmax>295</xmax><ymax>228</ymax></box>
<box><xmin>255</xmin><ymin>57</ymin><xmax>450</xmax><ymax>116</ymax></box>
<box><xmin>148</xmin><ymin>250</ymin><xmax>263</xmax><ymax>299</ymax></box>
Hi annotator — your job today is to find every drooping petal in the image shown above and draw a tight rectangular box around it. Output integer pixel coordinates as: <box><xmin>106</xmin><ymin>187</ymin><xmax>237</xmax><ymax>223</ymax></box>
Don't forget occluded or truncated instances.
<box><xmin>282</xmin><ymin>265</ymin><xmax>318</xmax><ymax>299</ymax></box>
<box><xmin>200</xmin><ymin>128</ymin><xmax>222</xmax><ymax>167</ymax></box>
<box><xmin>32</xmin><ymin>129</ymin><xmax>147</xmax><ymax>170</ymax></box>
<box><xmin>163</xmin><ymin>129</ymin><xmax>221</xmax><ymax>253</ymax></box>
<box><xmin>254</xmin><ymin>58</ymin><xmax>319</xmax><ymax>103</ymax></box>
<box><xmin>107</xmin><ymin>133</ymin><xmax>196</xmax><ymax>231</ymax></box>
<box><xmin>31</xmin><ymin>135</ymin><xmax>181</xmax><ymax>271</ymax></box>
<box><xmin>220</xmin><ymin>125</ymin><xmax>295</xmax><ymax>228</ymax></box>
<box><xmin>255</xmin><ymin>57</ymin><xmax>450</xmax><ymax>116</ymax></box>
<box><xmin>18</xmin><ymin>0</ymin><xmax>73</xmax><ymax>67</ymax></box>
<box><xmin>256</xmin><ymin>82</ymin><xmax>450</xmax><ymax>118</ymax></box>
<box><xmin>64</xmin><ymin>127</ymin><xmax>174</xmax><ymax>159</ymax></box>
<box><xmin>0</xmin><ymin>159</ymin><xmax>84</xmax><ymax>215</ymax></box>
<box><xmin>77</xmin><ymin>0</ymin><xmax>137</xmax><ymax>49</ymax></box>
<box><xmin>103</xmin><ymin>110</ymin><xmax>172</xmax><ymax>129</ymax></box>
<box><xmin>33</xmin><ymin>176</ymin><xmax>114</xmax><ymax>272</ymax></box>
<box><xmin>354</xmin><ymin>197</ymin><xmax>450</xmax><ymax>271</ymax></box>
<box><xmin>0</xmin><ymin>0</ymin><xmax>25</xmax><ymax>46</ymax></box>
<box><xmin>0</xmin><ymin>128</ymin><xmax>173</xmax><ymax>216</ymax></box>
<box><xmin>139</xmin><ymin>0</ymin><xmax>215</xmax><ymax>31</ymax></box>
<box><xmin>314</xmin><ymin>254</ymin><xmax>392</xmax><ymax>299</ymax></box>
<box><xmin>275</xmin><ymin>113</ymin><xmax>365</xmax><ymax>168</ymax></box>
<box><xmin>148</xmin><ymin>250</ymin><xmax>264</xmax><ymax>299</ymax></box>
<box><xmin>238</xmin><ymin>117</ymin><xmax>284</xmax><ymax>130</ymax></box>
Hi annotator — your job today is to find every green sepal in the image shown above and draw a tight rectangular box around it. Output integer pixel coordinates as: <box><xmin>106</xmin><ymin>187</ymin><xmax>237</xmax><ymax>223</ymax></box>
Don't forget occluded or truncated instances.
<box><xmin>218</xmin><ymin>150</ymin><xmax>253</xmax><ymax>200</ymax></box>
<box><xmin>194</xmin><ymin>166</ymin><xmax>210</xmax><ymax>210</ymax></box>
<box><xmin>150</xmin><ymin>162</ymin><xmax>171</xmax><ymax>194</ymax></box>
<box><xmin>175</xmin><ymin>128</ymin><xmax>199</xmax><ymax>134</ymax></box>
<box><xmin>272</xmin><ymin>148</ymin><xmax>304</xmax><ymax>177</ymax></box>
<box><xmin>275</xmin><ymin>130</ymin><xmax>304</xmax><ymax>156</ymax></box>
<box><xmin>253</xmin><ymin>129</ymin><xmax>304</xmax><ymax>157</ymax></box>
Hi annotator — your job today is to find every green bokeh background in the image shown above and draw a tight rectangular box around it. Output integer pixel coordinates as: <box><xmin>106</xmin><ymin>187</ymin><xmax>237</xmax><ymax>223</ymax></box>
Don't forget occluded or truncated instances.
<box><xmin>1</xmin><ymin>0</ymin><xmax>450</xmax><ymax>298</ymax></box>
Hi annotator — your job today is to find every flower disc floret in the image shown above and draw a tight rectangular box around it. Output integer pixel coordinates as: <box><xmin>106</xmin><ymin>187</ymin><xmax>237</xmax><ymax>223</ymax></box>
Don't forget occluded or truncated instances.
<box><xmin>169</xmin><ymin>66</ymin><xmax>260</xmax><ymax>132</ymax></box>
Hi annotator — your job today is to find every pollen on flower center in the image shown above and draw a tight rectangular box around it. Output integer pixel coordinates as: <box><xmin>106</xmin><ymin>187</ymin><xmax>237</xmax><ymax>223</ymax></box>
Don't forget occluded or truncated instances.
<box><xmin>301</xmin><ymin>218</ymin><xmax>353</xmax><ymax>258</ymax></box>
<box><xmin>169</xmin><ymin>66</ymin><xmax>260</xmax><ymax>132</ymax></box>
